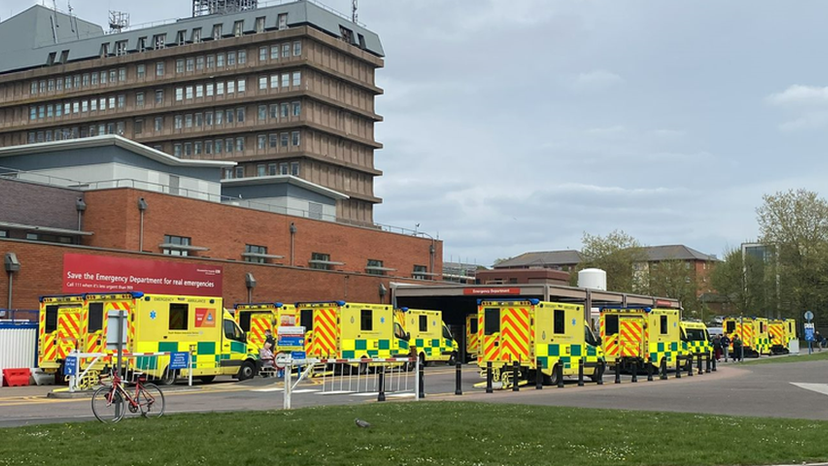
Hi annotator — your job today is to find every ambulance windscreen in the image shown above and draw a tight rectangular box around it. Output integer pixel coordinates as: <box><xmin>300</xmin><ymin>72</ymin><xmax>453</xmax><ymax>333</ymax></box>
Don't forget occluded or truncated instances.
<box><xmin>484</xmin><ymin>308</ymin><xmax>500</xmax><ymax>336</ymax></box>
<box><xmin>300</xmin><ymin>309</ymin><xmax>313</xmax><ymax>331</ymax></box>
<box><xmin>238</xmin><ymin>312</ymin><xmax>252</xmax><ymax>332</ymax></box>
<box><xmin>88</xmin><ymin>302</ymin><xmax>104</xmax><ymax>332</ymax></box>
<box><xmin>45</xmin><ymin>306</ymin><xmax>58</xmax><ymax>333</ymax></box>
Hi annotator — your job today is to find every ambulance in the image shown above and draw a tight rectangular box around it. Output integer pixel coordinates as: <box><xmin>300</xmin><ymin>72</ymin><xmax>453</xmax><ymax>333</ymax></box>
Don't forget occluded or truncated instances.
<box><xmin>297</xmin><ymin>301</ymin><xmax>410</xmax><ymax>370</ymax></box>
<box><xmin>768</xmin><ymin>318</ymin><xmax>797</xmax><ymax>354</ymax></box>
<box><xmin>38</xmin><ymin>292</ymin><xmax>261</xmax><ymax>386</ymax></box>
<box><xmin>723</xmin><ymin>317</ymin><xmax>771</xmax><ymax>358</ymax></box>
<box><xmin>397</xmin><ymin>308</ymin><xmax>458</xmax><ymax>366</ymax></box>
<box><xmin>466</xmin><ymin>313</ymin><xmax>479</xmax><ymax>362</ymax></box>
<box><xmin>38</xmin><ymin>294</ymin><xmax>85</xmax><ymax>383</ymax></box>
<box><xmin>679</xmin><ymin>320</ymin><xmax>712</xmax><ymax>360</ymax></box>
<box><xmin>477</xmin><ymin>299</ymin><xmax>604</xmax><ymax>387</ymax></box>
<box><xmin>599</xmin><ymin>306</ymin><xmax>682</xmax><ymax>372</ymax></box>
<box><xmin>234</xmin><ymin>302</ymin><xmax>298</xmax><ymax>355</ymax></box>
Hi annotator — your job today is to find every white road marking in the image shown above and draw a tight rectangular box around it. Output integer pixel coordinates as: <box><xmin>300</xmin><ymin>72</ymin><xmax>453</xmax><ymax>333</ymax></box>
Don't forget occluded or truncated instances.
<box><xmin>290</xmin><ymin>389</ymin><xmax>320</xmax><ymax>394</ymax></box>
<box><xmin>791</xmin><ymin>382</ymin><xmax>828</xmax><ymax>396</ymax></box>
<box><xmin>351</xmin><ymin>392</ymin><xmax>380</xmax><ymax>397</ymax></box>
<box><xmin>318</xmin><ymin>390</ymin><xmax>355</xmax><ymax>395</ymax></box>
<box><xmin>251</xmin><ymin>387</ymin><xmax>284</xmax><ymax>392</ymax></box>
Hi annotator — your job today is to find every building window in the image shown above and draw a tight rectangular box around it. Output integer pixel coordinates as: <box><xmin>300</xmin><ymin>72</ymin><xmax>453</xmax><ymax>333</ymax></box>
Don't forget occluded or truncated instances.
<box><xmin>244</xmin><ymin>244</ymin><xmax>268</xmax><ymax>263</ymax></box>
<box><xmin>237</xmin><ymin>79</ymin><xmax>246</xmax><ymax>93</ymax></box>
<box><xmin>413</xmin><ymin>265</ymin><xmax>428</xmax><ymax>280</ymax></box>
<box><xmin>185</xmin><ymin>114</ymin><xmax>193</xmax><ymax>128</ymax></box>
<box><xmin>192</xmin><ymin>28</ymin><xmax>202</xmax><ymax>44</ymax></box>
<box><xmin>292</xmin><ymin>102</ymin><xmax>301</xmax><ymax>116</ymax></box>
<box><xmin>176</xmin><ymin>59</ymin><xmax>184</xmax><ymax>73</ymax></box>
<box><xmin>268</xmin><ymin>163</ymin><xmax>277</xmax><ymax>175</ymax></box>
<box><xmin>134</xmin><ymin>119</ymin><xmax>144</xmax><ymax>135</ymax></box>
<box><xmin>280</xmin><ymin>133</ymin><xmax>289</xmax><ymax>147</ymax></box>
<box><xmin>173</xmin><ymin>143</ymin><xmax>182</xmax><ymax>156</ymax></box>
<box><xmin>196</xmin><ymin>56</ymin><xmax>204</xmax><ymax>70</ymax></box>
<box><xmin>259</xmin><ymin>76</ymin><xmax>267</xmax><ymax>90</ymax></box>
<box><xmin>217</xmin><ymin>53</ymin><xmax>225</xmax><ymax>68</ymax></box>
<box><xmin>137</xmin><ymin>64</ymin><xmax>146</xmax><ymax>78</ymax></box>
<box><xmin>237</xmin><ymin>107</ymin><xmax>245</xmax><ymax>122</ymax></box>
<box><xmin>280</xmin><ymin>163</ymin><xmax>289</xmax><ymax>175</ymax></box>
<box><xmin>367</xmin><ymin>259</ymin><xmax>385</xmax><ymax>276</ymax></box>
<box><xmin>255</xmin><ymin>17</ymin><xmax>265</xmax><ymax>33</ymax></box>
<box><xmin>155</xmin><ymin>90</ymin><xmax>164</xmax><ymax>104</ymax></box>
<box><xmin>282</xmin><ymin>43</ymin><xmax>290</xmax><ymax>58</ymax></box>
<box><xmin>117</xmin><ymin>95</ymin><xmax>125</xmax><ymax>108</ymax></box>
<box><xmin>138</xmin><ymin>37</ymin><xmax>147</xmax><ymax>52</ymax></box>
<box><xmin>293</xmin><ymin>41</ymin><xmax>302</xmax><ymax>56</ymax></box>
<box><xmin>238</xmin><ymin>50</ymin><xmax>246</xmax><ymax>64</ymax></box>
<box><xmin>258</xmin><ymin>105</ymin><xmax>267</xmax><ymax>121</ymax></box>
<box><xmin>269</xmin><ymin>134</ymin><xmax>278</xmax><ymax>148</ymax></box>
<box><xmin>278</xmin><ymin>13</ymin><xmax>288</xmax><ymax>30</ymax></box>
<box><xmin>227</xmin><ymin>81</ymin><xmax>235</xmax><ymax>94</ymax></box>
<box><xmin>154</xmin><ymin>117</ymin><xmax>163</xmax><ymax>132</ymax></box>
<box><xmin>174</xmin><ymin>115</ymin><xmax>183</xmax><ymax>129</ymax></box>
<box><xmin>271</xmin><ymin>46</ymin><xmax>279</xmax><ymax>60</ymax></box>
<box><xmin>100</xmin><ymin>43</ymin><xmax>110</xmax><ymax>57</ymax></box>
<box><xmin>280</xmin><ymin>103</ymin><xmax>289</xmax><ymax>118</ymax></box>
<box><xmin>156</xmin><ymin>62</ymin><xmax>165</xmax><ymax>76</ymax></box>
<box><xmin>270</xmin><ymin>104</ymin><xmax>279</xmax><ymax>119</ymax></box>
<box><xmin>0</xmin><ymin>230</ymin><xmax>6</xmax><ymax>238</ymax></box>
<box><xmin>196</xmin><ymin>85</ymin><xmax>203</xmax><ymax>98</ymax></box>
<box><xmin>259</xmin><ymin>47</ymin><xmax>267</xmax><ymax>62</ymax></box>
<box><xmin>176</xmin><ymin>30</ymin><xmax>186</xmax><ymax>45</ymax></box>
<box><xmin>235</xmin><ymin>166</ymin><xmax>244</xmax><ymax>178</ymax></box>
<box><xmin>186</xmin><ymin>86</ymin><xmax>193</xmax><ymax>99</ymax></box>
<box><xmin>154</xmin><ymin>34</ymin><xmax>166</xmax><ymax>49</ymax></box>
<box><xmin>186</xmin><ymin>58</ymin><xmax>194</xmax><ymax>72</ymax></box>
<box><xmin>290</xmin><ymin>162</ymin><xmax>300</xmax><ymax>176</ymax></box>
<box><xmin>292</xmin><ymin>71</ymin><xmax>301</xmax><ymax>87</ymax></box>
<box><xmin>270</xmin><ymin>74</ymin><xmax>279</xmax><ymax>89</ymax></box>
<box><xmin>310</xmin><ymin>252</ymin><xmax>331</xmax><ymax>270</ymax></box>
<box><xmin>236</xmin><ymin>137</ymin><xmax>245</xmax><ymax>152</ymax></box>
<box><xmin>227</xmin><ymin>51</ymin><xmax>236</xmax><ymax>66</ymax></box>
<box><xmin>257</xmin><ymin>135</ymin><xmax>266</xmax><ymax>150</ymax></box>
<box><xmin>212</xmin><ymin>24</ymin><xmax>222</xmax><ymax>40</ymax></box>
<box><xmin>291</xmin><ymin>131</ymin><xmax>300</xmax><ymax>146</ymax></box>
<box><xmin>175</xmin><ymin>88</ymin><xmax>184</xmax><ymax>101</ymax></box>
<box><xmin>234</xmin><ymin>20</ymin><xmax>244</xmax><ymax>37</ymax></box>
<box><xmin>163</xmin><ymin>235</ymin><xmax>190</xmax><ymax>256</ymax></box>
<box><xmin>256</xmin><ymin>164</ymin><xmax>266</xmax><ymax>177</ymax></box>
<box><xmin>184</xmin><ymin>142</ymin><xmax>192</xmax><ymax>157</ymax></box>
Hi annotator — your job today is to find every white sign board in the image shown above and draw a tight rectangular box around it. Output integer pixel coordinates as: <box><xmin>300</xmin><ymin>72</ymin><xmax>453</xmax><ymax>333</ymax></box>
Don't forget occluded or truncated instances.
<box><xmin>106</xmin><ymin>310</ymin><xmax>128</xmax><ymax>350</ymax></box>
<box><xmin>277</xmin><ymin>326</ymin><xmax>306</xmax><ymax>336</ymax></box>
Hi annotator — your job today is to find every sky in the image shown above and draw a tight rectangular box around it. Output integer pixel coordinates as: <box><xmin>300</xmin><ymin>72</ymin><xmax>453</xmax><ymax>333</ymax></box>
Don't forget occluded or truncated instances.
<box><xmin>5</xmin><ymin>0</ymin><xmax>828</xmax><ymax>266</ymax></box>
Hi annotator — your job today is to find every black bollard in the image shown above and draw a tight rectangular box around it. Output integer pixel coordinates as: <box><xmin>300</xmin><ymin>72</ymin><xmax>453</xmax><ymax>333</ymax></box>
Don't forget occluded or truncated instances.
<box><xmin>596</xmin><ymin>362</ymin><xmax>604</xmax><ymax>385</ymax></box>
<box><xmin>712</xmin><ymin>355</ymin><xmax>717</xmax><ymax>372</ymax></box>
<box><xmin>646</xmin><ymin>358</ymin><xmax>653</xmax><ymax>382</ymax></box>
<box><xmin>614</xmin><ymin>358</ymin><xmax>621</xmax><ymax>384</ymax></box>
<box><xmin>512</xmin><ymin>360</ymin><xmax>520</xmax><ymax>392</ymax></box>
<box><xmin>697</xmin><ymin>354</ymin><xmax>703</xmax><ymax>375</ymax></box>
<box><xmin>556</xmin><ymin>362</ymin><xmax>564</xmax><ymax>388</ymax></box>
<box><xmin>631</xmin><ymin>360</ymin><xmax>638</xmax><ymax>383</ymax></box>
<box><xmin>418</xmin><ymin>360</ymin><xmax>425</xmax><ymax>398</ymax></box>
<box><xmin>536</xmin><ymin>358</ymin><xmax>543</xmax><ymax>390</ymax></box>
<box><xmin>675</xmin><ymin>357</ymin><xmax>681</xmax><ymax>379</ymax></box>
<box><xmin>660</xmin><ymin>357</ymin><xmax>668</xmax><ymax>380</ymax></box>
<box><xmin>454</xmin><ymin>361</ymin><xmax>462</xmax><ymax>396</ymax></box>
<box><xmin>705</xmin><ymin>353</ymin><xmax>711</xmax><ymax>374</ymax></box>
<box><xmin>485</xmin><ymin>361</ymin><xmax>493</xmax><ymax>394</ymax></box>
<box><xmin>577</xmin><ymin>359</ymin><xmax>584</xmax><ymax>387</ymax></box>
<box><xmin>377</xmin><ymin>365</ymin><xmax>386</xmax><ymax>402</ymax></box>
<box><xmin>687</xmin><ymin>355</ymin><xmax>693</xmax><ymax>377</ymax></box>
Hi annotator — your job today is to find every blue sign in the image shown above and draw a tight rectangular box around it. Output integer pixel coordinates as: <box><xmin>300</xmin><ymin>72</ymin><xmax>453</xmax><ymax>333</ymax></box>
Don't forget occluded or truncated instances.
<box><xmin>805</xmin><ymin>323</ymin><xmax>816</xmax><ymax>342</ymax></box>
<box><xmin>63</xmin><ymin>356</ymin><xmax>78</xmax><ymax>376</ymax></box>
<box><xmin>291</xmin><ymin>351</ymin><xmax>306</xmax><ymax>360</ymax></box>
<box><xmin>169</xmin><ymin>351</ymin><xmax>190</xmax><ymax>370</ymax></box>
<box><xmin>278</xmin><ymin>336</ymin><xmax>304</xmax><ymax>347</ymax></box>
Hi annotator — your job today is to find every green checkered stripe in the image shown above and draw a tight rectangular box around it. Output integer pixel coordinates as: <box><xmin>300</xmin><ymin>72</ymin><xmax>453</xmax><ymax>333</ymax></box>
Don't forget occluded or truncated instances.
<box><xmin>536</xmin><ymin>344</ymin><xmax>603</xmax><ymax>371</ymax></box>
<box><xmin>414</xmin><ymin>338</ymin><xmax>453</xmax><ymax>357</ymax></box>
<box><xmin>683</xmin><ymin>340</ymin><xmax>711</xmax><ymax>356</ymax></box>
<box><xmin>133</xmin><ymin>340</ymin><xmax>251</xmax><ymax>373</ymax></box>
<box><xmin>342</xmin><ymin>339</ymin><xmax>407</xmax><ymax>359</ymax></box>
<box><xmin>648</xmin><ymin>341</ymin><xmax>680</xmax><ymax>364</ymax></box>
<box><xmin>753</xmin><ymin>337</ymin><xmax>771</xmax><ymax>354</ymax></box>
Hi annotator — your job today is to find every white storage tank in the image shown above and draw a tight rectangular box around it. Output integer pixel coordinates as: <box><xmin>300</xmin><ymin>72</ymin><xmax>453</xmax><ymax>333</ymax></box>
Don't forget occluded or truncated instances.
<box><xmin>578</xmin><ymin>268</ymin><xmax>607</xmax><ymax>291</ymax></box>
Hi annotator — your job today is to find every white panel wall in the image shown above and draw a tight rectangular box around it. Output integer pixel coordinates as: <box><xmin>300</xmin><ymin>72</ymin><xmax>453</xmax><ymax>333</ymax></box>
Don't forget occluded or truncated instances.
<box><xmin>0</xmin><ymin>326</ymin><xmax>37</xmax><ymax>386</ymax></box>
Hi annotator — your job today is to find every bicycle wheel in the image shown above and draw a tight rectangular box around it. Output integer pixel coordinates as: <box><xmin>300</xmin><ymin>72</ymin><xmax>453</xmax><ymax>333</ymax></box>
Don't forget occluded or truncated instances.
<box><xmin>138</xmin><ymin>383</ymin><xmax>165</xmax><ymax>418</ymax></box>
<box><xmin>91</xmin><ymin>386</ymin><xmax>126</xmax><ymax>423</ymax></box>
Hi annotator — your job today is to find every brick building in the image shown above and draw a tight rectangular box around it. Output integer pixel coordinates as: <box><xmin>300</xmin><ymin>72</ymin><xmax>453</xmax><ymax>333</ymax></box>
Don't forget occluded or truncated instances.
<box><xmin>0</xmin><ymin>0</ymin><xmax>384</xmax><ymax>224</ymax></box>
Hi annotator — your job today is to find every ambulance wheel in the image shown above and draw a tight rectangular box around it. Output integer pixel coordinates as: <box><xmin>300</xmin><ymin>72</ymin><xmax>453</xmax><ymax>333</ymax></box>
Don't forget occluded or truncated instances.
<box><xmin>447</xmin><ymin>352</ymin><xmax>457</xmax><ymax>366</ymax></box>
<box><xmin>238</xmin><ymin>361</ymin><xmax>256</xmax><ymax>381</ymax></box>
<box><xmin>542</xmin><ymin>366</ymin><xmax>560</xmax><ymax>386</ymax></box>
<box><xmin>198</xmin><ymin>376</ymin><xmax>216</xmax><ymax>383</ymax></box>
<box><xmin>158</xmin><ymin>368</ymin><xmax>177</xmax><ymax>386</ymax></box>
<box><xmin>589</xmin><ymin>362</ymin><xmax>606</xmax><ymax>382</ymax></box>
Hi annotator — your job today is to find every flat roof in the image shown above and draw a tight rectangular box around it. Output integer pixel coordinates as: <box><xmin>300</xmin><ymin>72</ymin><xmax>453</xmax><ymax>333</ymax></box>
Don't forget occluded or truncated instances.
<box><xmin>0</xmin><ymin>135</ymin><xmax>236</xmax><ymax>169</ymax></box>
<box><xmin>221</xmin><ymin>174</ymin><xmax>348</xmax><ymax>200</ymax></box>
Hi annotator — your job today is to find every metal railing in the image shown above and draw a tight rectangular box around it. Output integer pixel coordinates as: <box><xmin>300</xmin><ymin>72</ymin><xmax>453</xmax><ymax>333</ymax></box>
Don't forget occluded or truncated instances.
<box><xmin>0</xmin><ymin>309</ymin><xmax>39</xmax><ymax>322</ymax></box>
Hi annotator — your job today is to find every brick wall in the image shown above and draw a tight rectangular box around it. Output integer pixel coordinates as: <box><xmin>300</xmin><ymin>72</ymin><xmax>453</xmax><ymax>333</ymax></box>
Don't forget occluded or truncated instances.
<box><xmin>0</xmin><ymin>239</ymin><xmax>437</xmax><ymax>310</ymax></box>
<box><xmin>0</xmin><ymin>178</ymin><xmax>83</xmax><ymax>230</ymax></box>
<box><xmin>82</xmin><ymin>188</ymin><xmax>441</xmax><ymax>278</ymax></box>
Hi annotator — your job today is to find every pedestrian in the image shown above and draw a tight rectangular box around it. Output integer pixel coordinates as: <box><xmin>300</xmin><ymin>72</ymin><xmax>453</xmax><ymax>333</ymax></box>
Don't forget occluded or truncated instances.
<box><xmin>264</xmin><ymin>328</ymin><xmax>276</xmax><ymax>350</ymax></box>
<box><xmin>712</xmin><ymin>334</ymin><xmax>722</xmax><ymax>362</ymax></box>
<box><xmin>732</xmin><ymin>335</ymin><xmax>743</xmax><ymax>362</ymax></box>
<box><xmin>721</xmin><ymin>334</ymin><xmax>731</xmax><ymax>361</ymax></box>
<box><xmin>816</xmin><ymin>331</ymin><xmax>824</xmax><ymax>352</ymax></box>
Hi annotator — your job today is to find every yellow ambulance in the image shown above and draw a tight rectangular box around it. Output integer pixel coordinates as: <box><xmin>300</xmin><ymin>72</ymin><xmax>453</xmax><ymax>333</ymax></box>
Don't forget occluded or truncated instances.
<box><xmin>397</xmin><ymin>308</ymin><xmax>458</xmax><ymax>366</ymax></box>
<box><xmin>477</xmin><ymin>299</ymin><xmax>604</xmax><ymax>387</ymax></box>
<box><xmin>466</xmin><ymin>313</ymin><xmax>479</xmax><ymax>361</ymax></box>
<box><xmin>768</xmin><ymin>318</ymin><xmax>797</xmax><ymax>354</ymax></box>
<box><xmin>297</xmin><ymin>301</ymin><xmax>410</xmax><ymax>370</ymax></box>
<box><xmin>38</xmin><ymin>294</ymin><xmax>85</xmax><ymax>383</ymax></box>
<box><xmin>38</xmin><ymin>292</ymin><xmax>261</xmax><ymax>386</ymax></box>
<box><xmin>234</xmin><ymin>302</ymin><xmax>298</xmax><ymax>354</ymax></box>
<box><xmin>723</xmin><ymin>317</ymin><xmax>771</xmax><ymax>357</ymax></box>
<box><xmin>599</xmin><ymin>306</ymin><xmax>682</xmax><ymax>372</ymax></box>
<box><xmin>679</xmin><ymin>320</ymin><xmax>711</xmax><ymax>360</ymax></box>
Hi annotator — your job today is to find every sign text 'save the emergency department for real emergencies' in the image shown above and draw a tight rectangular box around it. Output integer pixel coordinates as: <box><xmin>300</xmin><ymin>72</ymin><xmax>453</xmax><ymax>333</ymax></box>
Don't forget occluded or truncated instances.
<box><xmin>62</xmin><ymin>253</ymin><xmax>223</xmax><ymax>296</ymax></box>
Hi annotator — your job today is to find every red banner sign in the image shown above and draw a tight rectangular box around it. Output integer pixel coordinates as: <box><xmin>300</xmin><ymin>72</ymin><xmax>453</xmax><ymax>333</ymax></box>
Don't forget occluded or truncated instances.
<box><xmin>463</xmin><ymin>287</ymin><xmax>522</xmax><ymax>296</ymax></box>
<box><xmin>63</xmin><ymin>253</ymin><xmax>222</xmax><ymax>297</ymax></box>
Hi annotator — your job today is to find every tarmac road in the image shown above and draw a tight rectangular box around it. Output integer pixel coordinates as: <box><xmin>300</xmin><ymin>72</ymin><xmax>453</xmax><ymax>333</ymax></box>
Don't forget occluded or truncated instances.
<box><xmin>1</xmin><ymin>357</ymin><xmax>827</xmax><ymax>427</ymax></box>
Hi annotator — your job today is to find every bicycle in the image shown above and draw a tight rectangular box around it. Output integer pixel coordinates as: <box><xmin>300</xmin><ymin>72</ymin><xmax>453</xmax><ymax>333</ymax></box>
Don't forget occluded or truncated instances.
<box><xmin>91</xmin><ymin>367</ymin><xmax>166</xmax><ymax>423</ymax></box>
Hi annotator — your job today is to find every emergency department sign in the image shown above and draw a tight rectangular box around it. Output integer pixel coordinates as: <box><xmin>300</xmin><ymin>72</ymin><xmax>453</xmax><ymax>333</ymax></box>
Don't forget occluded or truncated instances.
<box><xmin>805</xmin><ymin>323</ymin><xmax>815</xmax><ymax>342</ymax></box>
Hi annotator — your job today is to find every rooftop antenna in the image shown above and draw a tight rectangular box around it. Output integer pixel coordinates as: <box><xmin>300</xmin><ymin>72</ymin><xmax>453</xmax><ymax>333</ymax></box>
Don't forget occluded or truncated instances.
<box><xmin>49</xmin><ymin>0</ymin><xmax>59</xmax><ymax>44</ymax></box>
<box><xmin>108</xmin><ymin>10</ymin><xmax>130</xmax><ymax>33</ymax></box>
<box><xmin>67</xmin><ymin>0</ymin><xmax>78</xmax><ymax>37</ymax></box>
<box><xmin>351</xmin><ymin>0</ymin><xmax>357</xmax><ymax>23</ymax></box>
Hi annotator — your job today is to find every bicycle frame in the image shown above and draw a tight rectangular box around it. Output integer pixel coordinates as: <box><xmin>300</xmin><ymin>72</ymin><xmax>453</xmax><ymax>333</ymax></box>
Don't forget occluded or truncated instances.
<box><xmin>103</xmin><ymin>370</ymin><xmax>155</xmax><ymax>411</ymax></box>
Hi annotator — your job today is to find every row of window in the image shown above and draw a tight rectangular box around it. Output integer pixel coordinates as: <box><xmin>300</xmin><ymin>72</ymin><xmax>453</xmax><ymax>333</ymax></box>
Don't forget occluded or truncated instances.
<box><xmin>222</xmin><ymin>161</ymin><xmax>301</xmax><ymax>180</ymax></box>
<box><xmin>27</xmin><ymin>122</ymin><xmax>125</xmax><ymax>143</ymax></box>
<box><xmin>29</xmin><ymin>94</ymin><xmax>127</xmax><ymax>120</ymax></box>
<box><xmin>29</xmin><ymin>68</ymin><xmax>127</xmax><ymax>95</ymax></box>
<box><xmin>170</xmin><ymin>130</ymin><xmax>301</xmax><ymax>158</ymax></box>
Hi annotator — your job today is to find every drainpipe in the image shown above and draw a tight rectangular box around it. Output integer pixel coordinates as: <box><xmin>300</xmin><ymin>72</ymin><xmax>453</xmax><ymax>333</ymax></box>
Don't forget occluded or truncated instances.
<box><xmin>137</xmin><ymin>197</ymin><xmax>147</xmax><ymax>251</ymax></box>
<box><xmin>289</xmin><ymin>222</ymin><xmax>297</xmax><ymax>266</ymax></box>
<box><xmin>75</xmin><ymin>198</ymin><xmax>86</xmax><ymax>232</ymax></box>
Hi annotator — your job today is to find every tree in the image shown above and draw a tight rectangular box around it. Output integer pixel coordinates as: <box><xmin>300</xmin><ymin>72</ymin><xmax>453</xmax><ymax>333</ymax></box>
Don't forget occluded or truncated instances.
<box><xmin>710</xmin><ymin>247</ymin><xmax>769</xmax><ymax>316</ymax></box>
<box><xmin>647</xmin><ymin>260</ymin><xmax>703</xmax><ymax>318</ymax></box>
<box><xmin>756</xmin><ymin>189</ymin><xmax>828</xmax><ymax>322</ymax></box>
<box><xmin>578</xmin><ymin>230</ymin><xmax>646</xmax><ymax>293</ymax></box>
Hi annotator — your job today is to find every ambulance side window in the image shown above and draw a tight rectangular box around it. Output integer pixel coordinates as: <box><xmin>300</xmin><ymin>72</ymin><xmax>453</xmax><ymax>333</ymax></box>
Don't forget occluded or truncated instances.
<box><xmin>224</xmin><ymin>319</ymin><xmax>245</xmax><ymax>342</ymax></box>
<box><xmin>442</xmin><ymin>325</ymin><xmax>453</xmax><ymax>340</ymax></box>
<box><xmin>394</xmin><ymin>322</ymin><xmax>408</xmax><ymax>340</ymax></box>
<box><xmin>553</xmin><ymin>310</ymin><xmax>565</xmax><ymax>334</ymax></box>
<box><xmin>360</xmin><ymin>309</ymin><xmax>373</xmax><ymax>331</ymax></box>
<box><xmin>469</xmin><ymin>318</ymin><xmax>478</xmax><ymax>334</ymax></box>
<box><xmin>419</xmin><ymin>315</ymin><xmax>428</xmax><ymax>332</ymax></box>
<box><xmin>45</xmin><ymin>305</ymin><xmax>59</xmax><ymax>333</ymax></box>
<box><xmin>484</xmin><ymin>308</ymin><xmax>500</xmax><ymax>336</ymax></box>
<box><xmin>605</xmin><ymin>315</ymin><xmax>619</xmax><ymax>335</ymax></box>
<box><xmin>238</xmin><ymin>312</ymin><xmax>252</xmax><ymax>332</ymax></box>
<box><xmin>584</xmin><ymin>325</ymin><xmax>599</xmax><ymax>346</ymax></box>
<box><xmin>660</xmin><ymin>315</ymin><xmax>668</xmax><ymax>335</ymax></box>
<box><xmin>169</xmin><ymin>303</ymin><xmax>189</xmax><ymax>330</ymax></box>
<box><xmin>726</xmin><ymin>321</ymin><xmax>736</xmax><ymax>334</ymax></box>
<box><xmin>88</xmin><ymin>303</ymin><xmax>104</xmax><ymax>332</ymax></box>
<box><xmin>300</xmin><ymin>309</ymin><xmax>314</xmax><ymax>331</ymax></box>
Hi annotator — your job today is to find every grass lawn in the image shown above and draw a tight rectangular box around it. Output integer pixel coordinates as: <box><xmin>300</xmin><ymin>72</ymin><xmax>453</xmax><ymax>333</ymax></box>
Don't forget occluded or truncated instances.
<box><xmin>741</xmin><ymin>350</ymin><xmax>828</xmax><ymax>365</ymax></box>
<box><xmin>2</xmin><ymin>402</ymin><xmax>827</xmax><ymax>466</ymax></box>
